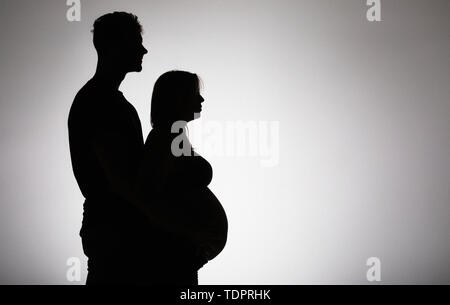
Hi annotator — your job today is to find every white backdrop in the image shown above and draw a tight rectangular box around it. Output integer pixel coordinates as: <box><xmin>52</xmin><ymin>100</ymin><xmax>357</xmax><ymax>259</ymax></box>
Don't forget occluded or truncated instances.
<box><xmin>0</xmin><ymin>0</ymin><xmax>449</xmax><ymax>284</ymax></box>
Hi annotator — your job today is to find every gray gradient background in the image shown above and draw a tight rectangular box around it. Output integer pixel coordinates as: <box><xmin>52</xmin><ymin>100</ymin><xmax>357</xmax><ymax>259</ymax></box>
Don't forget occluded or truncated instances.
<box><xmin>0</xmin><ymin>0</ymin><xmax>449</xmax><ymax>284</ymax></box>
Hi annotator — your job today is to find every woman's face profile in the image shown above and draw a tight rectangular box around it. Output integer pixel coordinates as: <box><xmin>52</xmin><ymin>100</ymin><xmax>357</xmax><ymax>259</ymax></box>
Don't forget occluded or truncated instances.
<box><xmin>152</xmin><ymin>72</ymin><xmax>205</xmax><ymax>127</ymax></box>
<box><xmin>180</xmin><ymin>88</ymin><xmax>204</xmax><ymax>122</ymax></box>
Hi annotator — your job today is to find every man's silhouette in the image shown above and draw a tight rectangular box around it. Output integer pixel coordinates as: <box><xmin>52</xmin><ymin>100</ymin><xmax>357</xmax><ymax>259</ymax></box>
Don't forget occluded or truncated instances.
<box><xmin>68</xmin><ymin>12</ymin><xmax>199</xmax><ymax>285</ymax></box>
<box><xmin>68</xmin><ymin>12</ymin><xmax>150</xmax><ymax>285</ymax></box>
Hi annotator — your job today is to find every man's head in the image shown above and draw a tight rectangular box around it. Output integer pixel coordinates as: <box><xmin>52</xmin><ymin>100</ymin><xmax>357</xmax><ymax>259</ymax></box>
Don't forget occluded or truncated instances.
<box><xmin>92</xmin><ymin>12</ymin><xmax>148</xmax><ymax>73</ymax></box>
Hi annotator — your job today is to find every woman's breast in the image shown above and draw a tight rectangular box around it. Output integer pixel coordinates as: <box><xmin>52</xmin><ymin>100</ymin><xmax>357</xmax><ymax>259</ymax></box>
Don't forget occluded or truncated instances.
<box><xmin>169</xmin><ymin>154</ymin><xmax>213</xmax><ymax>187</ymax></box>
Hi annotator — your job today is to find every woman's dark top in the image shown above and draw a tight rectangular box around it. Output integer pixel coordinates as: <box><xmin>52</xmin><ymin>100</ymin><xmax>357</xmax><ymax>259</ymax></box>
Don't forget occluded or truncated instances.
<box><xmin>142</xmin><ymin>129</ymin><xmax>228</xmax><ymax>262</ymax></box>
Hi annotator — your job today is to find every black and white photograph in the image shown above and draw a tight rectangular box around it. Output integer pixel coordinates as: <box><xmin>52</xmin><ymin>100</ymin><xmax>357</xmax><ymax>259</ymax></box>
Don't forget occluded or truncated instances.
<box><xmin>0</xmin><ymin>0</ymin><xmax>449</xmax><ymax>291</ymax></box>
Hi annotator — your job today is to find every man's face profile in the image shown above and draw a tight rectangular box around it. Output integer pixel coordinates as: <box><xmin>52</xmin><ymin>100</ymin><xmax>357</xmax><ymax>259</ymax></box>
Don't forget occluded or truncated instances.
<box><xmin>114</xmin><ymin>32</ymin><xmax>148</xmax><ymax>73</ymax></box>
<box><xmin>93</xmin><ymin>12</ymin><xmax>148</xmax><ymax>73</ymax></box>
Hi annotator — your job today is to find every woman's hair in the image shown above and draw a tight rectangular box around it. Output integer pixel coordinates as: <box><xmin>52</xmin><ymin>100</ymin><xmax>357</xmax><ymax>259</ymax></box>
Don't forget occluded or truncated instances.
<box><xmin>150</xmin><ymin>70</ymin><xmax>201</xmax><ymax>128</ymax></box>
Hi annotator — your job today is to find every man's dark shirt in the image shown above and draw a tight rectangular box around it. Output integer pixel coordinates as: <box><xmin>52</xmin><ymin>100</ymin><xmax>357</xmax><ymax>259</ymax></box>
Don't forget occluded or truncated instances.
<box><xmin>68</xmin><ymin>78</ymin><xmax>144</xmax><ymax>199</ymax></box>
<box><xmin>68</xmin><ymin>77</ymin><xmax>148</xmax><ymax>256</ymax></box>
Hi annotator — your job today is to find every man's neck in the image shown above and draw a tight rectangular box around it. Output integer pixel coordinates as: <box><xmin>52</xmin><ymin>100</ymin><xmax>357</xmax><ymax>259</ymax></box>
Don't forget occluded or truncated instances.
<box><xmin>93</xmin><ymin>61</ymin><xmax>126</xmax><ymax>90</ymax></box>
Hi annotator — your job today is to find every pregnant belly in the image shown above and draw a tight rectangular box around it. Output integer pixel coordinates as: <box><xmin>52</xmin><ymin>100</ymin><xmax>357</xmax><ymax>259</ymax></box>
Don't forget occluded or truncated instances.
<box><xmin>170</xmin><ymin>187</ymin><xmax>228</xmax><ymax>260</ymax></box>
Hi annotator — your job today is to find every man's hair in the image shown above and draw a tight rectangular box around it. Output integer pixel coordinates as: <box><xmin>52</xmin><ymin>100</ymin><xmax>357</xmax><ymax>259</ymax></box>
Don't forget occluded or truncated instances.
<box><xmin>92</xmin><ymin>12</ymin><xmax>143</xmax><ymax>54</ymax></box>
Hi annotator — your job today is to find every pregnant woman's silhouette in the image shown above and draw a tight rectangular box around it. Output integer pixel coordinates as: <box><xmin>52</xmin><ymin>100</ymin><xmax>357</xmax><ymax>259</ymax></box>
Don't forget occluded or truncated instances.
<box><xmin>135</xmin><ymin>70</ymin><xmax>228</xmax><ymax>284</ymax></box>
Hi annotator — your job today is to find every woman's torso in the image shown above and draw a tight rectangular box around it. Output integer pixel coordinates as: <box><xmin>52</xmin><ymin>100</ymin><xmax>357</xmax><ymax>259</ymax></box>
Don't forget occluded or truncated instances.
<box><xmin>142</xmin><ymin>128</ymin><xmax>228</xmax><ymax>260</ymax></box>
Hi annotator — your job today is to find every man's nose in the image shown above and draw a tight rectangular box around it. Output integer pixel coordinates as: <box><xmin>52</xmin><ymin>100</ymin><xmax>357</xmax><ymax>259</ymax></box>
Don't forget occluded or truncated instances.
<box><xmin>142</xmin><ymin>45</ymin><xmax>148</xmax><ymax>55</ymax></box>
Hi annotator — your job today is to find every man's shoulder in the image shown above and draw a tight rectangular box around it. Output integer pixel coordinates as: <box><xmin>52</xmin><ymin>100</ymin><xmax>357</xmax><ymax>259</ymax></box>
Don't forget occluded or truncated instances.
<box><xmin>69</xmin><ymin>79</ymin><xmax>120</xmax><ymax>124</ymax></box>
<box><xmin>72</xmin><ymin>79</ymin><xmax>112</xmax><ymax>106</ymax></box>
